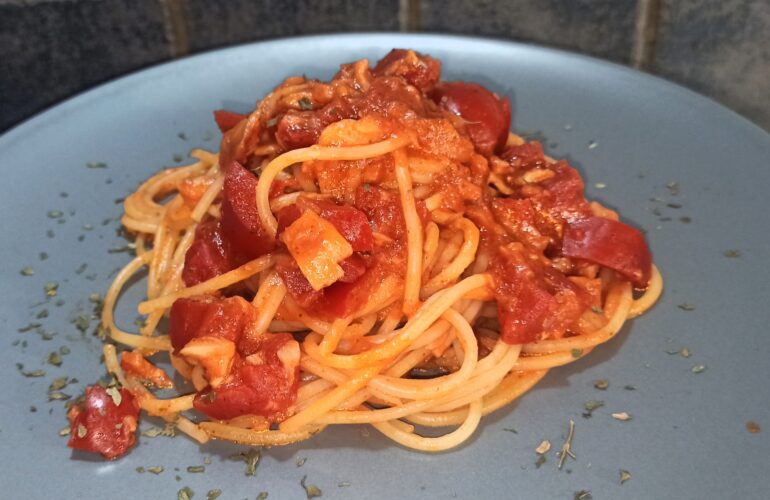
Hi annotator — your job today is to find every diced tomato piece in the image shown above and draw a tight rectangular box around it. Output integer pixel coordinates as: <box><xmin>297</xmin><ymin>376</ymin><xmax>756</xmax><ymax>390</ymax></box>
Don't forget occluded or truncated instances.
<box><xmin>496</xmin><ymin>280</ymin><xmax>555</xmax><ymax>345</ymax></box>
<box><xmin>297</xmin><ymin>197</ymin><xmax>374</xmax><ymax>251</ymax></box>
<box><xmin>221</xmin><ymin>161</ymin><xmax>276</xmax><ymax>261</ymax></box>
<box><xmin>182</xmin><ymin>219</ymin><xmax>234</xmax><ymax>286</ymax></box>
<box><xmin>67</xmin><ymin>385</ymin><xmax>140</xmax><ymax>460</ymax></box>
<box><xmin>276</xmin><ymin>204</ymin><xmax>302</xmax><ymax>234</ymax></box>
<box><xmin>431</xmin><ymin>81</ymin><xmax>511</xmax><ymax>155</ymax></box>
<box><xmin>276</xmin><ymin>255</ymin><xmax>370</xmax><ymax>320</ymax></box>
<box><xmin>323</xmin><ymin>205</ymin><xmax>374</xmax><ymax>252</ymax></box>
<box><xmin>235</xmin><ymin>328</ymin><xmax>283</xmax><ymax>360</ymax></box>
<box><xmin>319</xmin><ymin>278</ymin><xmax>367</xmax><ymax>319</ymax></box>
<box><xmin>275</xmin><ymin>100</ymin><xmax>358</xmax><ymax>151</ymax></box>
<box><xmin>275</xmin><ymin>258</ymin><xmax>323</xmax><ymax>309</ymax></box>
<box><xmin>275</xmin><ymin>111</ymin><xmax>324</xmax><ymax>150</ymax></box>
<box><xmin>338</xmin><ymin>254</ymin><xmax>367</xmax><ymax>283</ymax></box>
<box><xmin>196</xmin><ymin>374</ymin><xmax>272</xmax><ymax>420</ymax></box>
<box><xmin>318</xmin><ymin>98</ymin><xmax>357</xmax><ymax>125</ymax></box>
<box><xmin>193</xmin><ymin>376</ymin><xmax>258</xmax><ymax>421</ymax></box>
<box><xmin>168</xmin><ymin>296</ymin><xmax>257</xmax><ymax>353</ymax></box>
<box><xmin>214</xmin><ymin>110</ymin><xmax>247</xmax><ymax>133</ymax></box>
<box><xmin>539</xmin><ymin>160</ymin><xmax>593</xmax><ymax>225</ymax></box>
<box><xmin>373</xmin><ymin>49</ymin><xmax>441</xmax><ymax>92</ymax></box>
<box><xmin>542</xmin><ymin>266</ymin><xmax>593</xmax><ymax>308</ymax></box>
<box><xmin>354</xmin><ymin>184</ymin><xmax>405</xmax><ymax>240</ymax></box>
<box><xmin>491</xmin><ymin>250</ymin><xmax>558</xmax><ymax>345</ymax></box>
<box><xmin>561</xmin><ymin>216</ymin><xmax>652</xmax><ymax>287</ymax></box>
<box><xmin>120</xmin><ymin>351</ymin><xmax>174</xmax><ymax>389</ymax></box>
<box><xmin>501</xmin><ymin>99</ymin><xmax>512</xmax><ymax>143</ymax></box>
<box><xmin>491</xmin><ymin>242</ymin><xmax>594</xmax><ymax>344</ymax></box>
<box><xmin>193</xmin><ymin>334</ymin><xmax>299</xmax><ymax>421</ymax></box>
<box><xmin>319</xmin><ymin>258</ymin><xmax>383</xmax><ymax>320</ymax></box>
<box><xmin>491</xmin><ymin>198</ymin><xmax>549</xmax><ymax>252</ymax></box>
<box><xmin>500</xmin><ymin>141</ymin><xmax>547</xmax><ymax>169</ymax></box>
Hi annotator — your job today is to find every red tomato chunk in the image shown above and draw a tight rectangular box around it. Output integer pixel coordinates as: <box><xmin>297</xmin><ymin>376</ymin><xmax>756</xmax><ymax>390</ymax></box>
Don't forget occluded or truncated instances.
<box><xmin>497</xmin><ymin>281</ymin><xmax>554</xmax><ymax>345</ymax></box>
<box><xmin>562</xmin><ymin>216</ymin><xmax>652</xmax><ymax>287</ymax></box>
<box><xmin>182</xmin><ymin>219</ymin><xmax>234</xmax><ymax>286</ymax></box>
<box><xmin>276</xmin><ymin>111</ymin><xmax>325</xmax><ymax>150</ymax></box>
<box><xmin>169</xmin><ymin>295</ymin><xmax>300</xmax><ymax>421</ymax></box>
<box><xmin>373</xmin><ymin>49</ymin><xmax>441</xmax><ymax>92</ymax></box>
<box><xmin>276</xmin><ymin>256</ymin><xmax>372</xmax><ymax>321</ymax></box>
<box><xmin>67</xmin><ymin>385</ymin><xmax>140</xmax><ymax>460</ymax></box>
<box><xmin>221</xmin><ymin>161</ymin><xmax>276</xmax><ymax>261</ymax></box>
<box><xmin>491</xmin><ymin>256</ymin><xmax>555</xmax><ymax>345</ymax></box>
<box><xmin>168</xmin><ymin>295</ymin><xmax>257</xmax><ymax>353</ymax></box>
<box><xmin>431</xmin><ymin>81</ymin><xmax>511</xmax><ymax>155</ymax></box>
<box><xmin>320</xmin><ymin>274</ymin><xmax>371</xmax><ymax>319</ymax></box>
<box><xmin>213</xmin><ymin>110</ymin><xmax>247</xmax><ymax>133</ymax></box>
<box><xmin>275</xmin><ymin>97</ymin><xmax>360</xmax><ymax>151</ymax></box>
<box><xmin>296</xmin><ymin>197</ymin><xmax>374</xmax><ymax>252</ymax></box>
<box><xmin>354</xmin><ymin>184</ymin><xmax>407</xmax><ymax>240</ymax></box>
<box><xmin>182</xmin><ymin>162</ymin><xmax>293</xmax><ymax>286</ymax></box>
<box><xmin>193</xmin><ymin>333</ymin><xmax>299</xmax><ymax>421</ymax></box>
<box><xmin>500</xmin><ymin>141</ymin><xmax>547</xmax><ymax>169</ymax></box>
<box><xmin>338</xmin><ymin>253</ymin><xmax>367</xmax><ymax>283</ymax></box>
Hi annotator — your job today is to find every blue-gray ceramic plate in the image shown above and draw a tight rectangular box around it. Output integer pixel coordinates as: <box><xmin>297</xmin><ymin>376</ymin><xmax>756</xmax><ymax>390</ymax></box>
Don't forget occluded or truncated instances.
<box><xmin>1</xmin><ymin>34</ymin><xmax>769</xmax><ymax>499</ymax></box>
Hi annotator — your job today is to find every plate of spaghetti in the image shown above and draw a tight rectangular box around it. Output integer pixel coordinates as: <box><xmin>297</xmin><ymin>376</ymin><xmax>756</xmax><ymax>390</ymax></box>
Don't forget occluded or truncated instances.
<box><xmin>2</xmin><ymin>34</ymin><xmax>769</xmax><ymax>499</ymax></box>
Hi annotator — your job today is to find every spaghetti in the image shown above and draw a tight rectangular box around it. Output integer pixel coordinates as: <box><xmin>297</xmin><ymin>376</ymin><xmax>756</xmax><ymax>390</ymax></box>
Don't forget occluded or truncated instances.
<box><xmin>66</xmin><ymin>49</ymin><xmax>661</xmax><ymax>459</ymax></box>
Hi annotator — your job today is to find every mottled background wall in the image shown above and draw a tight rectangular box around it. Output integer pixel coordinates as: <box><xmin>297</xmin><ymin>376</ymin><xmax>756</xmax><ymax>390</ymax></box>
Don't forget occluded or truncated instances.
<box><xmin>1</xmin><ymin>0</ymin><xmax>769</xmax><ymax>132</ymax></box>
